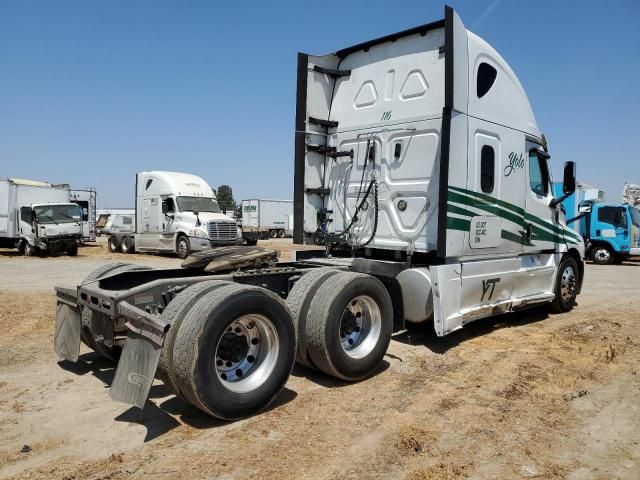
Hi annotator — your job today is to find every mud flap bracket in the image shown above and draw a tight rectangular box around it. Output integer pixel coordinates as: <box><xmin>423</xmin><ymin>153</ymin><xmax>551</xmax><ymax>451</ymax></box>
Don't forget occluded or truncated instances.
<box><xmin>110</xmin><ymin>302</ymin><xmax>169</xmax><ymax>409</ymax></box>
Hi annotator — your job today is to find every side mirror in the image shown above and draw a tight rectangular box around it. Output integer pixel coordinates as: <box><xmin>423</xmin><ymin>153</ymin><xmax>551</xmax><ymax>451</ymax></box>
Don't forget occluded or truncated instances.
<box><xmin>578</xmin><ymin>201</ymin><xmax>592</xmax><ymax>214</ymax></box>
<box><xmin>161</xmin><ymin>200</ymin><xmax>168</xmax><ymax>214</ymax></box>
<box><xmin>550</xmin><ymin>161</ymin><xmax>577</xmax><ymax>208</ymax></box>
<box><xmin>562</xmin><ymin>161</ymin><xmax>576</xmax><ymax>194</ymax></box>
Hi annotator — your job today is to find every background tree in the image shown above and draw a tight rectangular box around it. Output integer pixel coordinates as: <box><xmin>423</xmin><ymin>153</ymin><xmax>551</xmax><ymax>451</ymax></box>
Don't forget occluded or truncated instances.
<box><xmin>216</xmin><ymin>184</ymin><xmax>236</xmax><ymax>213</ymax></box>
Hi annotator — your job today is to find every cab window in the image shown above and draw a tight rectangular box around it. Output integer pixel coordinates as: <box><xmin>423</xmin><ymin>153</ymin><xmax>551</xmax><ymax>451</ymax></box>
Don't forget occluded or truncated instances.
<box><xmin>528</xmin><ymin>151</ymin><xmax>550</xmax><ymax>196</ymax></box>
<box><xmin>20</xmin><ymin>206</ymin><xmax>32</xmax><ymax>221</ymax></box>
<box><xmin>598</xmin><ymin>206</ymin><xmax>628</xmax><ymax>229</ymax></box>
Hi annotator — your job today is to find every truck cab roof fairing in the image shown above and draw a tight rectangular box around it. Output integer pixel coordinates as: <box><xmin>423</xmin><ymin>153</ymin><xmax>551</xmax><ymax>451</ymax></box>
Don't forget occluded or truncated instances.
<box><xmin>466</xmin><ymin>32</ymin><xmax>541</xmax><ymax>140</ymax></box>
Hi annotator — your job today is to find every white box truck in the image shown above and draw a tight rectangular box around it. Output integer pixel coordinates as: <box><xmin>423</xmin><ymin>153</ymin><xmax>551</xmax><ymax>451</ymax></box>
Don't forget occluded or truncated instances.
<box><xmin>109</xmin><ymin>171</ymin><xmax>242</xmax><ymax>258</ymax></box>
<box><xmin>0</xmin><ymin>178</ymin><xmax>83</xmax><ymax>255</ymax></box>
<box><xmin>241</xmin><ymin>199</ymin><xmax>293</xmax><ymax>244</ymax></box>
<box><xmin>54</xmin><ymin>7</ymin><xmax>585</xmax><ymax>421</ymax></box>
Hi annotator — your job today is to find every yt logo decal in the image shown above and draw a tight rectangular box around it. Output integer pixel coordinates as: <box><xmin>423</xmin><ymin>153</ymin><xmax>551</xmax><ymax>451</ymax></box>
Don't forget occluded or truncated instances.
<box><xmin>381</xmin><ymin>111</ymin><xmax>392</xmax><ymax>121</ymax></box>
<box><xmin>481</xmin><ymin>278</ymin><xmax>501</xmax><ymax>301</ymax></box>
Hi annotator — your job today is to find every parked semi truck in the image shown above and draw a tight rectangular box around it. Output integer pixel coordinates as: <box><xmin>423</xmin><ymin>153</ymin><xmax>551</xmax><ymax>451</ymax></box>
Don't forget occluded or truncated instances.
<box><xmin>0</xmin><ymin>178</ymin><xmax>83</xmax><ymax>255</ymax></box>
<box><xmin>555</xmin><ymin>182</ymin><xmax>640</xmax><ymax>264</ymax></box>
<box><xmin>70</xmin><ymin>189</ymin><xmax>97</xmax><ymax>242</ymax></box>
<box><xmin>241</xmin><ymin>199</ymin><xmax>293</xmax><ymax>245</ymax></box>
<box><xmin>54</xmin><ymin>7</ymin><xmax>584</xmax><ymax>421</ymax></box>
<box><xmin>108</xmin><ymin>171</ymin><xmax>242</xmax><ymax>258</ymax></box>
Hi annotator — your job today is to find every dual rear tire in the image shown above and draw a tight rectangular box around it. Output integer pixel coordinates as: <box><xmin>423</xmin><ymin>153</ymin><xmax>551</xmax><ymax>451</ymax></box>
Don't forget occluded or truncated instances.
<box><xmin>159</xmin><ymin>283</ymin><xmax>296</xmax><ymax>420</ymax></box>
<box><xmin>287</xmin><ymin>270</ymin><xmax>393</xmax><ymax>381</ymax></box>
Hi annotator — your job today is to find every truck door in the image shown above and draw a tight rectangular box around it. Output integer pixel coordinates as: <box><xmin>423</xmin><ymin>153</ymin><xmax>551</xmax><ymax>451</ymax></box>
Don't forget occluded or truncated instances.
<box><xmin>523</xmin><ymin>144</ymin><xmax>559</xmax><ymax>253</ymax></box>
<box><xmin>520</xmin><ymin>143</ymin><xmax>559</xmax><ymax>294</ymax></box>
<box><xmin>18</xmin><ymin>206</ymin><xmax>35</xmax><ymax>240</ymax></box>
<box><xmin>595</xmin><ymin>206</ymin><xmax>629</xmax><ymax>252</ymax></box>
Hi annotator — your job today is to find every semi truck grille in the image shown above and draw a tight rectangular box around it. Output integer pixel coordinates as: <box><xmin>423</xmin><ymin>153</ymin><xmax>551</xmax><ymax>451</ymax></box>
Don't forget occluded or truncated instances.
<box><xmin>208</xmin><ymin>221</ymin><xmax>237</xmax><ymax>241</ymax></box>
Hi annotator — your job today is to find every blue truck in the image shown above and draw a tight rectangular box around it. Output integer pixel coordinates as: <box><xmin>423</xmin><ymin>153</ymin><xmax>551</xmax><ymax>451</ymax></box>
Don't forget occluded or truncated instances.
<box><xmin>554</xmin><ymin>182</ymin><xmax>640</xmax><ymax>264</ymax></box>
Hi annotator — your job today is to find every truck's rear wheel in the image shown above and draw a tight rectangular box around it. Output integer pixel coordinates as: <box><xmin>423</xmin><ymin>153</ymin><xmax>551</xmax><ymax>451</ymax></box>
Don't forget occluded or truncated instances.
<box><xmin>245</xmin><ymin>238</ymin><xmax>258</xmax><ymax>246</ymax></box>
<box><xmin>176</xmin><ymin>236</ymin><xmax>190</xmax><ymax>259</ymax></box>
<box><xmin>120</xmin><ymin>236</ymin><xmax>133</xmax><ymax>254</ymax></box>
<box><xmin>108</xmin><ymin>236</ymin><xmax>119</xmax><ymax>253</ymax></box>
<box><xmin>304</xmin><ymin>272</ymin><xmax>393</xmax><ymax>381</ymax></box>
<box><xmin>157</xmin><ymin>280</ymin><xmax>233</xmax><ymax>394</ymax></box>
<box><xmin>278</xmin><ymin>229</ymin><xmax>285</xmax><ymax>238</ymax></box>
<box><xmin>67</xmin><ymin>243</ymin><xmax>78</xmax><ymax>256</ymax></box>
<box><xmin>591</xmin><ymin>245</ymin><xmax>613</xmax><ymax>265</ymax></box>
<box><xmin>549</xmin><ymin>256</ymin><xmax>579</xmax><ymax>313</ymax></box>
<box><xmin>286</xmin><ymin>267</ymin><xmax>341</xmax><ymax>367</ymax></box>
<box><xmin>80</xmin><ymin>263</ymin><xmax>151</xmax><ymax>360</ymax></box>
<box><xmin>269</xmin><ymin>229</ymin><xmax>278</xmax><ymax>238</ymax></box>
<box><xmin>171</xmin><ymin>284</ymin><xmax>295</xmax><ymax>420</ymax></box>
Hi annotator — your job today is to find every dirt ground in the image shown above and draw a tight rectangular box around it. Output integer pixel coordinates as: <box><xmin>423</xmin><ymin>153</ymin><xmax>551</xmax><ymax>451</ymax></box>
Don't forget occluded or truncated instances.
<box><xmin>0</xmin><ymin>242</ymin><xmax>638</xmax><ymax>479</ymax></box>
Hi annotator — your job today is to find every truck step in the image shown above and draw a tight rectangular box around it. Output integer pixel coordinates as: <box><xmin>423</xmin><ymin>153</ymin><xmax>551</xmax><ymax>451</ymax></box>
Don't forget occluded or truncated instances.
<box><xmin>313</xmin><ymin>65</ymin><xmax>351</xmax><ymax>77</ymax></box>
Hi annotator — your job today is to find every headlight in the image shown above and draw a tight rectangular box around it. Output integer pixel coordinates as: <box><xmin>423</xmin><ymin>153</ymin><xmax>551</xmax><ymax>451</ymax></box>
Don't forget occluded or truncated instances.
<box><xmin>194</xmin><ymin>229</ymin><xmax>209</xmax><ymax>239</ymax></box>
<box><xmin>237</xmin><ymin>227</ymin><xmax>242</xmax><ymax>238</ymax></box>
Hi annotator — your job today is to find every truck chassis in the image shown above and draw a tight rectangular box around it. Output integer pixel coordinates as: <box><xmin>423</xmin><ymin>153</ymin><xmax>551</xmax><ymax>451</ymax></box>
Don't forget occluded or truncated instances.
<box><xmin>56</xmin><ymin>249</ymin><xmax>399</xmax><ymax>419</ymax></box>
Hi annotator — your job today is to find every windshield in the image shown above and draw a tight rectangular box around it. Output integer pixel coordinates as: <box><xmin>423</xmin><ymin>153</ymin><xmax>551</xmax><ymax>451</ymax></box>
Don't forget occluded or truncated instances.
<box><xmin>176</xmin><ymin>196</ymin><xmax>220</xmax><ymax>213</ymax></box>
<box><xmin>630</xmin><ymin>207</ymin><xmax>640</xmax><ymax>227</ymax></box>
<box><xmin>34</xmin><ymin>204</ymin><xmax>83</xmax><ymax>224</ymax></box>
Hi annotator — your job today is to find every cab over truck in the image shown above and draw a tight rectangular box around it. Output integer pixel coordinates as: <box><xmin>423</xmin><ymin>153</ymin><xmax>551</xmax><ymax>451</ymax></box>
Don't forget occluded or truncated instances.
<box><xmin>109</xmin><ymin>171</ymin><xmax>242</xmax><ymax>259</ymax></box>
<box><xmin>555</xmin><ymin>182</ymin><xmax>640</xmax><ymax>264</ymax></box>
<box><xmin>54</xmin><ymin>7</ymin><xmax>585</xmax><ymax>420</ymax></box>
<box><xmin>1</xmin><ymin>178</ymin><xmax>83</xmax><ymax>256</ymax></box>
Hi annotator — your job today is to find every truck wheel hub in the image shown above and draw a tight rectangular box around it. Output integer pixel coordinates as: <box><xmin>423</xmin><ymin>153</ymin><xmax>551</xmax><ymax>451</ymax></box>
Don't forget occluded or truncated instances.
<box><xmin>339</xmin><ymin>295</ymin><xmax>382</xmax><ymax>359</ymax></box>
<box><xmin>214</xmin><ymin>314</ymin><xmax>279</xmax><ymax>392</ymax></box>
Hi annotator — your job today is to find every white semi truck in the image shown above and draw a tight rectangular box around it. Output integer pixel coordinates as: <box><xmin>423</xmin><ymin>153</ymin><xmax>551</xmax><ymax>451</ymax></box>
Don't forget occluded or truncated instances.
<box><xmin>0</xmin><ymin>178</ymin><xmax>83</xmax><ymax>255</ymax></box>
<box><xmin>54</xmin><ymin>7</ymin><xmax>584</xmax><ymax>421</ymax></box>
<box><xmin>241</xmin><ymin>199</ymin><xmax>293</xmax><ymax>245</ymax></box>
<box><xmin>108</xmin><ymin>171</ymin><xmax>242</xmax><ymax>258</ymax></box>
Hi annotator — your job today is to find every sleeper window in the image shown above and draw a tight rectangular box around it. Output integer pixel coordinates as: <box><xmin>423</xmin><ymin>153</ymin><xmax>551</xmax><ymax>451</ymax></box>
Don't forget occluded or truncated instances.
<box><xmin>477</xmin><ymin>62</ymin><xmax>497</xmax><ymax>98</ymax></box>
<box><xmin>480</xmin><ymin>145</ymin><xmax>495</xmax><ymax>193</ymax></box>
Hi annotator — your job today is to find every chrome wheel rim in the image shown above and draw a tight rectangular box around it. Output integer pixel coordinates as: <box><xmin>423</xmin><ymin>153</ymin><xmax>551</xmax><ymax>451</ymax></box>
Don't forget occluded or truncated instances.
<box><xmin>560</xmin><ymin>265</ymin><xmax>577</xmax><ymax>302</ymax></box>
<box><xmin>214</xmin><ymin>314</ymin><xmax>279</xmax><ymax>393</ymax></box>
<box><xmin>339</xmin><ymin>295</ymin><xmax>382</xmax><ymax>359</ymax></box>
<box><xmin>594</xmin><ymin>248</ymin><xmax>610</xmax><ymax>263</ymax></box>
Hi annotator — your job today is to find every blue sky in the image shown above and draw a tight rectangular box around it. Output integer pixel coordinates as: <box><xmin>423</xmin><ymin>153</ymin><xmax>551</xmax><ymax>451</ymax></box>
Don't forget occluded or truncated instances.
<box><xmin>1</xmin><ymin>0</ymin><xmax>638</xmax><ymax>207</ymax></box>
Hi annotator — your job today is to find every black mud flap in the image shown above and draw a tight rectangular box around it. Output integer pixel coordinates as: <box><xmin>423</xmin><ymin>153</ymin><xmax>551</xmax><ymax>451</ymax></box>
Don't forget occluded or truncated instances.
<box><xmin>54</xmin><ymin>287</ymin><xmax>81</xmax><ymax>362</ymax></box>
<box><xmin>110</xmin><ymin>301</ymin><xmax>169</xmax><ymax>409</ymax></box>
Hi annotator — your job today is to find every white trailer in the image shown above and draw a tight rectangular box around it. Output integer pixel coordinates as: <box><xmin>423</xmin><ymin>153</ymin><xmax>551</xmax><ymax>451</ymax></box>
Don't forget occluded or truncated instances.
<box><xmin>109</xmin><ymin>171</ymin><xmax>242</xmax><ymax>258</ymax></box>
<box><xmin>0</xmin><ymin>178</ymin><xmax>83</xmax><ymax>255</ymax></box>
<box><xmin>241</xmin><ymin>199</ymin><xmax>293</xmax><ymax>244</ymax></box>
<box><xmin>70</xmin><ymin>188</ymin><xmax>97</xmax><ymax>242</ymax></box>
<box><xmin>54</xmin><ymin>7</ymin><xmax>585</xmax><ymax>421</ymax></box>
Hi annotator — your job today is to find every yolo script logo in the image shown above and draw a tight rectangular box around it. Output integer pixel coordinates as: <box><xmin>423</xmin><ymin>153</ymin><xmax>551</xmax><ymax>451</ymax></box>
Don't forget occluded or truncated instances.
<box><xmin>504</xmin><ymin>152</ymin><xmax>525</xmax><ymax>177</ymax></box>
